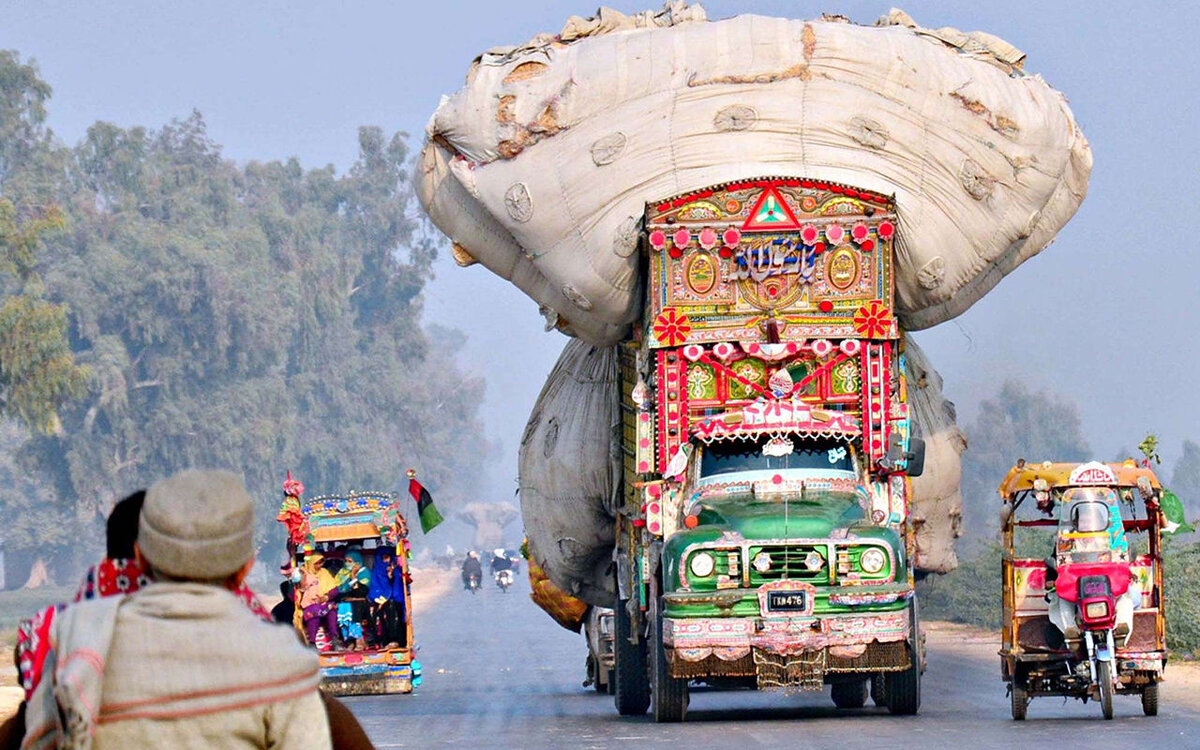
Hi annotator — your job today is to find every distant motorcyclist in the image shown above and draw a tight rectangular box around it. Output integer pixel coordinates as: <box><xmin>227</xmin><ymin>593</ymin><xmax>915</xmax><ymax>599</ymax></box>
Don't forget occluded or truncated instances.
<box><xmin>490</xmin><ymin>548</ymin><xmax>512</xmax><ymax>573</ymax></box>
<box><xmin>461</xmin><ymin>551</ymin><xmax>483</xmax><ymax>590</ymax></box>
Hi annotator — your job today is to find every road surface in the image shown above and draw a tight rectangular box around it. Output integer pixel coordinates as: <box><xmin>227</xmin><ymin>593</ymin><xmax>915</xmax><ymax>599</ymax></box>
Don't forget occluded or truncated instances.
<box><xmin>349</xmin><ymin>575</ymin><xmax>1200</xmax><ymax>749</ymax></box>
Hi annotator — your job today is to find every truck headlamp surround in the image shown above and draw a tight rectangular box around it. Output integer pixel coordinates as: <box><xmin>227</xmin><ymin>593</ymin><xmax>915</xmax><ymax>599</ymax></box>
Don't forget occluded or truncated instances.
<box><xmin>859</xmin><ymin>547</ymin><xmax>887</xmax><ymax>575</ymax></box>
<box><xmin>689</xmin><ymin>551</ymin><xmax>715</xmax><ymax>578</ymax></box>
<box><xmin>752</xmin><ymin>551</ymin><xmax>772</xmax><ymax>573</ymax></box>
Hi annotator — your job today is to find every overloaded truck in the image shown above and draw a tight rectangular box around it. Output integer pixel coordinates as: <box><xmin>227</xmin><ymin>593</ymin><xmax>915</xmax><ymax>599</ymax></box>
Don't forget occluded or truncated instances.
<box><xmin>609</xmin><ymin>178</ymin><xmax>924</xmax><ymax>720</ymax></box>
<box><xmin>417</xmin><ymin>3</ymin><xmax>1091</xmax><ymax>722</ymax></box>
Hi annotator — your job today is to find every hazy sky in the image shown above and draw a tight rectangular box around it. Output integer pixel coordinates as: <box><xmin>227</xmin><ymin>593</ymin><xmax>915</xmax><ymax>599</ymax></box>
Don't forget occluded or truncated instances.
<box><xmin>5</xmin><ymin>1</ymin><xmax>1199</xmax><ymax>499</ymax></box>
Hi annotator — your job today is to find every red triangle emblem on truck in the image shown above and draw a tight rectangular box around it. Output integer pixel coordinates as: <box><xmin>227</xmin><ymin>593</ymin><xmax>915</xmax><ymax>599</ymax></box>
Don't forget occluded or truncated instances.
<box><xmin>742</xmin><ymin>186</ymin><xmax>801</xmax><ymax>231</ymax></box>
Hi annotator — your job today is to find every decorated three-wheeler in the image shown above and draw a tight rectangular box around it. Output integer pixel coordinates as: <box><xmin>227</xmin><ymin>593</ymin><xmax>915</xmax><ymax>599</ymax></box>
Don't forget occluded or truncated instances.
<box><xmin>277</xmin><ymin>475</ymin><xmax>419</xmax><ymax>695</ymax></box>
<box><xmin>999</xmin><ymin>460</ymin><xmax>1167</xmax><ymax>720</ymax></box>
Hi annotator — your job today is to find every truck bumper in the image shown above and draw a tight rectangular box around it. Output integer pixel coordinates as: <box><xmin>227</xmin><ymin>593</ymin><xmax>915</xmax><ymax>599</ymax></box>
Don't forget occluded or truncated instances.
<box><xmin>663</xmin><ymin>609</ymin><xmax>912</xmax><ymax>685</ymax></box>
<box><xmin>664</xmin><ymin>609</ymin><xmax>910</xmax><ymax>657</ymax></box>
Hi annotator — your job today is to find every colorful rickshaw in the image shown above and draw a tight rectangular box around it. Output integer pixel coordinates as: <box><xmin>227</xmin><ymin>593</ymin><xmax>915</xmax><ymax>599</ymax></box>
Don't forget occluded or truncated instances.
<box><xmin>999</xmin><ymin>460</ymin><xmax>1166</xmax><ymax>720</ymax></box>
<box><xmin>278</xmin><ymin>475</ymin><xmax>419</xmax><ymax>695</ymax></box>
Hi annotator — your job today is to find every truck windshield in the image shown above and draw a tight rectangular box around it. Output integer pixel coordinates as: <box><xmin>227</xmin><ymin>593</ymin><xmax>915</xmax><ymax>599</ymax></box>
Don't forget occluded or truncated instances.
<box><xmin>700</xmin><ymin>437</ymin><xmax>854</xmax><ymax>477</ymax></box>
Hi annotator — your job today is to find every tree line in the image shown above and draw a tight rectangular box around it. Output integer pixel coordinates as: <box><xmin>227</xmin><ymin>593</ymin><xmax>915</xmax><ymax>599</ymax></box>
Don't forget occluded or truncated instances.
<box><xmin>0</xmin><ymin>51</ymin><xmax>486</xmax><ymax>588</ymax></box>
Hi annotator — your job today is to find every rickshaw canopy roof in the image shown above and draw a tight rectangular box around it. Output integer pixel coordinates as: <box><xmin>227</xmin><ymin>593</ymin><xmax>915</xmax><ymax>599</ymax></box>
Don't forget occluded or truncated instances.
<box><xmin>997</xmin><ymin>460</ymin><xmax>1162</xmax><ymax>499</ymax></box>
<box><xmin>301</xmin><ymin>492</ymin><xmax>405</xmax><ymax>543</ymax></box>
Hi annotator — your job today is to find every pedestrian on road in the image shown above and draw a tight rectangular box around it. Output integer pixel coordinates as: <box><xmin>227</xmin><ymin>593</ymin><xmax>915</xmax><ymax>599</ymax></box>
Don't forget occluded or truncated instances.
<box><xmin>22</xmin><ymin>469</ymin><xmax>332</xmax><ymax>750</ymax></box>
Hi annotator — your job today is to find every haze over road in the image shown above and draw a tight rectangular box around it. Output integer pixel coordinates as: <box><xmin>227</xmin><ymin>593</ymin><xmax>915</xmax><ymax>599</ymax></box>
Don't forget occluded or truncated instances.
<box><xmin>348</xmin><ymin>576</ymin><xmax>1199</xmax><ymax>749</ymax></box>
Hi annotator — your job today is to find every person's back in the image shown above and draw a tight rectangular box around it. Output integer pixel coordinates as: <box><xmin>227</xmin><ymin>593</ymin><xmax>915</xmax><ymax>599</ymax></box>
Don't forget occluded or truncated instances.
<box><xmin>89</xmin><ymin>582</ymin><xmax>324</xmax><ymax>749</ymax></box>
<box><xmin>23</xmin><ymin>469</ymin><xmax>333</xmax><ymax>750</ymax></box>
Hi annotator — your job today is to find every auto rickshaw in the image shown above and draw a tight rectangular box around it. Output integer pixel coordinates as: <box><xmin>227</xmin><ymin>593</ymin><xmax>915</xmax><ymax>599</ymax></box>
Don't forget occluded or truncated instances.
<box><xmin>278</xmin><ymin>478</ymin><xmax>418</xmax><ymax>695</ymax></box>
<box><xmin>999</xmin><ymin>460</ymin><xmax>1166</xmax><ymax>720</ymax></box>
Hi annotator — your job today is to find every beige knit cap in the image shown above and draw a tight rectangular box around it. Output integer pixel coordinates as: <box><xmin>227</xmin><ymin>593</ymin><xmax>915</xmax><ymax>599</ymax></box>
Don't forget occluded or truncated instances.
<box><xmin>139</xmin><ymin>469</ymin><xmax>255</xmax><ymax>580</ymax></box>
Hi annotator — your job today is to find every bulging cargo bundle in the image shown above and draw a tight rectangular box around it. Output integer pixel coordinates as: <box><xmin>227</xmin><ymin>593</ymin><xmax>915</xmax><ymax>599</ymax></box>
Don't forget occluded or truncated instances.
<box><xmin>418</xmin><ymin>4</ymin><xmax>1091</xmax><ymax>346</ymax></box>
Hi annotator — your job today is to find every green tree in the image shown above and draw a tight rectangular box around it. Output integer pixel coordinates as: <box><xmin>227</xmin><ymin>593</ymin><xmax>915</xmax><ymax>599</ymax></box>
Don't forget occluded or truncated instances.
<box><xmin>1</xmin><ymin>199</ymin><xmax>89</xmax><ymax>434</ymax></box>
<box><xmin>959</xmin><ymin>380</ymin><xmax>1090</xmax><ymax>546</ymax></box>
<box><xmin>1170</xmin><ymin>440</ymin><xmax>1200</xmax><ymax>517</ymax></box>
<box><xmin>0</xmin><ymin>52</ymin><xmax>489</xmax><ymax>586</ymax></box>
<box><xmin>0</xmin><ymin>102</ymin><xmax>486</xmax><ymax>585</ymax></box>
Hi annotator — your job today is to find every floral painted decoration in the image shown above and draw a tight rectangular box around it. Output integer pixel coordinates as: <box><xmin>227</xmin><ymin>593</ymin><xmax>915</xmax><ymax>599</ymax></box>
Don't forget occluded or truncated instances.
<box><xmin>653</xmin><ymin>307</ymin><xmax>693</xmax><ymax>347</ymax></box>
<box><xmin>853</xmin><ymin>300</ymin><xmax>892</xmax><ymax>338</ymax></box>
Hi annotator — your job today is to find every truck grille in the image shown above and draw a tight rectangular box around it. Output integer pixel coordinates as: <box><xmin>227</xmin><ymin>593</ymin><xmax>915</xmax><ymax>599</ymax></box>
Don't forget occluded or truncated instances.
<box><xmin>747</xmin><ymin>544</ymin><xmax>831</xmax><ymax>585</ymax></box>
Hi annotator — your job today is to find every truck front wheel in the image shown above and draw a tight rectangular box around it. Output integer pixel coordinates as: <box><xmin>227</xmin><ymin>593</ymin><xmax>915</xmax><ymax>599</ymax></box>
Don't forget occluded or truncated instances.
<box><xmin>613</xmin><ymin>598</ymin><xmax>650</xmax><ymax>715</ymax></box>
<box><xmin>651</xmin><ymin>596</ymin><xmax>689</xmax><ymax>722</ymax></box>
<box><xmin>885</xmin><ymin>601</ymin><xmax>921</xmax><ymax>715</ymax></box>
<box><xmin>870</xmin><ymin>674</ymin><xmax>886</xmax><ymax>706</ymax></box>
<box><xmin>831</xmin><ymin>679</ymin><xmax>868</xmax><ymax>708</ymax></box>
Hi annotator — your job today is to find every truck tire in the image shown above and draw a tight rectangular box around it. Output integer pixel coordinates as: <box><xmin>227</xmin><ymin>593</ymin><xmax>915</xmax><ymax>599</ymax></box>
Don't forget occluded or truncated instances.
<box><xmin>831</xmin><ymin>679</ymin><xmax>868</xmax><ymax>709</ymax></box>
<box><xmin>885</xmin><ymin>601</ymin><xmax>921</xmax><ymax>715</ymax></box>
<box><xmin>870</xmin><ymin>674</ymin><xmax>886</xmax><ymax>706</ymax></box>
<box><xmin>1010</xmin><ymin>683</ymin><xmax>1028</xmax><ymax>721</ymax></box>
<box><xmin>651</xmin><ymin>596</ymin><xmax>688</xmax><ymax>722</ymax></box>
<box><xmin>586</xmin><ymin>654</ymin><xmax>606</xmax><ymax>694</ymax></box>
<box><xmin>1097</xmin><ymin>660</ymin><xmax>1114</xmax><ymax>720</ymax></box>
<box><xmin>613</xmin><ymin>598</ymin><xmax>650</xmax><ymax>716</ymax></box>
<box><xmin>1142</xmin><ymin>683</ymin><xmax>1159</xmax><ymax>716</ymax></box>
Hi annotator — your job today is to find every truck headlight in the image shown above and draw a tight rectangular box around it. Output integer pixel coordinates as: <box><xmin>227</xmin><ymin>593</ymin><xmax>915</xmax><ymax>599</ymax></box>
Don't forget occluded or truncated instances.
<box><xmin>859</xmin><ymin>547</ymin><xmax>887</xmax><ymax>574</ymax></box>
<box><xmin>689</xmin><ymin>552</ymin><xmax>715</xmax><ymax>578</ymax></box>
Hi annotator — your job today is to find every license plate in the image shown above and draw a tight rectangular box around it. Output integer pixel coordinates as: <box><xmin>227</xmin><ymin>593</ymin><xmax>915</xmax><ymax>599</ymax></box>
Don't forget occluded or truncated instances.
<box><xmin>767</xmin><ymin>591</ymin><xmax>808</xmax><ymax>612</ymax></box>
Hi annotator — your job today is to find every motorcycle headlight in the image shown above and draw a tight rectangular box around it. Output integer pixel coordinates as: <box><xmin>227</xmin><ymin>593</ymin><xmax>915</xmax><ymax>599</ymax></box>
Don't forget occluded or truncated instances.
<box><xmin>859</xmin><ymin>547</ymin><xmax>887</xmax><ymax>575</ymax></box>
<box><xmin>689</xmin><ymin>552</ymin><xmax>715</xmax><ymax>578</ymax></box>
<box><xmin>1084</xmin><ymin>601</ymin><xmax>1110</xmax><ymax>620</ymax></box>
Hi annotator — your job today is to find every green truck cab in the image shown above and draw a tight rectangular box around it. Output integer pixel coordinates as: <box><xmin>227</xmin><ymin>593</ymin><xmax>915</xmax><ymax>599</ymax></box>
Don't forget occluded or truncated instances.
<box><xmin>613</xmin><ymin>178</ymin><xmax>923</xmax><ymax>721</ymax></box>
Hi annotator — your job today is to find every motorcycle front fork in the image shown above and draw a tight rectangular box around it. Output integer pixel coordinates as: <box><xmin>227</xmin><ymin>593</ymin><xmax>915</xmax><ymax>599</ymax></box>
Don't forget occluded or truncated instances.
<box><xmin>1083</xmin><ymin>629</ymin><xmax>1116</xmax><ymax>684</ymax></box>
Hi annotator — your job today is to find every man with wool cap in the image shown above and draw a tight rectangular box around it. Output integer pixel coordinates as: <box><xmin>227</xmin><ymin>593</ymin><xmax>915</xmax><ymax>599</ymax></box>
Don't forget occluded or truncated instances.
<box><xmin>22</xmin><ymin>469</ymin><xmax>332</xmax><ymax>750</ymax></box>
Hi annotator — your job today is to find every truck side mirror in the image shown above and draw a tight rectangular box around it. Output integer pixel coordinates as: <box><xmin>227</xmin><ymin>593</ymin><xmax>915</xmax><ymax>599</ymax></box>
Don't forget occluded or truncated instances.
<box><xmin>906</xmin><ymin>436</ymin><xmax>926</xmax><ymax>478</ymax></box>
<box><xmin>878</xmin><ymin>433</ymin><xmax>925</xmax><ymax>476</ymax></box>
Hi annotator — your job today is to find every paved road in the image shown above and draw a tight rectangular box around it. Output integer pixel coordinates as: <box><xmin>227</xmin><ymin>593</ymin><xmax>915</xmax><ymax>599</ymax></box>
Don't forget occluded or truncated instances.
<box><xmin>349</xmin><ymin>575</ymin><xmax>1200</xmax><ymax>749</ymax></box>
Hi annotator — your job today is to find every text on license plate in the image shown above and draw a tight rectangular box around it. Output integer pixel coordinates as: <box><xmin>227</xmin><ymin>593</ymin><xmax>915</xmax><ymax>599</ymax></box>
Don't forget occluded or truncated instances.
<box><xmin>767</xmin><ymin>591</ymin><xmax>808</xmax><ymax>611</ymax></box>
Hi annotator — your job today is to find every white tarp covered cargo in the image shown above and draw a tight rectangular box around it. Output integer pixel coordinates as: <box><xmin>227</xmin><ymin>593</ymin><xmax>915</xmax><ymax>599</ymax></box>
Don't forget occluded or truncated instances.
<box><xmin>418</xmin><ymin>4</ymin><xmax>1091</xmax><ymax>346</ymax></box>
<box><xmin>518</xmin><ymin>338</ymin><xmax>620</xmax><ymax>606</ymax></box>
<box><xmin>520</xmin><ymin>335</ymin><xmax>965</xmax><ymax>606</ymax></box>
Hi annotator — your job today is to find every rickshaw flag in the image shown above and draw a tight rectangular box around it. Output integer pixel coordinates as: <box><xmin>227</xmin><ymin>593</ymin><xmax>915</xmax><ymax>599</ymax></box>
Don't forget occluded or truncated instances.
<box><xmin>1161</xmin><ymin>490</ymin><xmax>1193</xmax><ymax>535</ymax></box>
<box><xmin>408</xmin><ymin>474</ymin><xmax>443</xmax><ymax>534</ymax></box>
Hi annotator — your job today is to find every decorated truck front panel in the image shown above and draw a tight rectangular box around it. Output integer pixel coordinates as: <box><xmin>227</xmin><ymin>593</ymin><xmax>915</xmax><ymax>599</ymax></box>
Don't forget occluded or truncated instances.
<box><xmin>620</xmin><ymin>178</ymin><xmax>920</xmax><ymax>696</ymax></box>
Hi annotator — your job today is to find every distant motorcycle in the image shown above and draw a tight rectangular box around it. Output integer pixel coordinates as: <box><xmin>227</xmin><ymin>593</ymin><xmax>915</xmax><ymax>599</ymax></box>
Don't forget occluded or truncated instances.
<box><xmin>465</xmin><ymin>573</ymin><xmax>481</xmax><ymax>594</ymax></box>
<box><xmin>495</xmin><ymin>569</ymin><xmax>514</xmax><ymax>593</ymax></box>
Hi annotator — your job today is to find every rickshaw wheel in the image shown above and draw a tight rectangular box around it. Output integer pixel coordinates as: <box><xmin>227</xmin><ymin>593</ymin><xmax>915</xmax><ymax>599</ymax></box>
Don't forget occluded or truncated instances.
<box><xmin>1010</xmin><ymin>683</ymin><xmax>1028</xmax><ymax>721</ymax></box>
<box><xmin>1098</xmin><ymin>661</ymin><xmax>1114</xmax><ymax>720</ymax></box>
<box><xmin>1142</xmin><ymin>683</ymin><xmax>1159</xmax><ymax>716</ymax></box>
